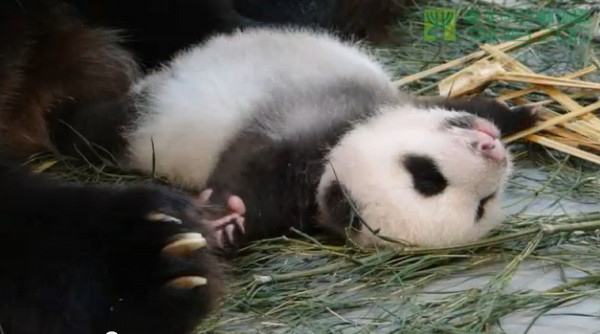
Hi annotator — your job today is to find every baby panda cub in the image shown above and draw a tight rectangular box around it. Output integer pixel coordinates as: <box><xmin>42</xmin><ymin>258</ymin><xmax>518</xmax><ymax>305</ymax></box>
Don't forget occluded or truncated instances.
<box><xmin>50</xmin><ymin>27</ymin><xmax>539</xmax><ymax>251</ymax></box>
<box><xmin>0</xmin><ymin>154</ymin><xmax>243</xmax><ymax>334</ymax></box>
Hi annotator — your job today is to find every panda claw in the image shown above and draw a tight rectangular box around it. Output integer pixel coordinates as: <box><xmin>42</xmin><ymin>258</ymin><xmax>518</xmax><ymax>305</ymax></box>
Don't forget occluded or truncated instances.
<box><xmin>161</xmin><ymin>233</ymin><xmax>207</xmax><ymax>256</ymax></box>
<box><xmin>198</xmin><ymin>188</ymin><xmax>213</xmax><ymax>204</ymax></box>
<box><xmin>146</xmin><ymin>212</ymin><xmax>182</xmax><ymax>224</ymax></box>
<box><xmin>166</xmin><ymin>276</ymin><xmax>207</xmax><ymax>289</ymax></box>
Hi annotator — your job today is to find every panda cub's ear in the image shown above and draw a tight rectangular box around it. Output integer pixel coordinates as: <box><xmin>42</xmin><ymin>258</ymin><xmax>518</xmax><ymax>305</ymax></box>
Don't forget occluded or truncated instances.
<box><xmin>401</xmin><ymin>154</ymin><xmax>448</xmax><ymax>197</ymax></box>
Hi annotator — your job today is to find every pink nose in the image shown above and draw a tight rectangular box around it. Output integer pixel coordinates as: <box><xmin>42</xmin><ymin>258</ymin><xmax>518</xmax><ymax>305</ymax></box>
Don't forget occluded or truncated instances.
<box><xmin>474</xmin><ymin>131</ymin><xmax>505</xmax><ymax>162</ymax></box>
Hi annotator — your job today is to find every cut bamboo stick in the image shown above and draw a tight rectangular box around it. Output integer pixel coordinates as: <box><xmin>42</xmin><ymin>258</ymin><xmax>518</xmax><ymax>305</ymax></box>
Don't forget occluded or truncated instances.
<box><xmin>527</xmin><ymin>135</ymin><xmax>600</xmax><ymax>165</ymax></box>
<box><xmin>438</xmin><ymin>60</ymin><xmax>505</xmax><ymax>97</ymax></box>
<box><xmin>495</xmin><ymin>72</ymin><xmax>600</xmax><ymax>90</ymax></box>
<box><xmin>497</xmin><ymin>66</ymin><xmax>598</xmax><ymax>102</ymax></box>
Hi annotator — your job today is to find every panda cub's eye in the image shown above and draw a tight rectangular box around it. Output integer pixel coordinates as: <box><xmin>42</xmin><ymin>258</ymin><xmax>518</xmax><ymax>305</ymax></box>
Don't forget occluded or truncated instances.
<box><xmin>445</xmin><ymin>115</ymin><xmax>476</xmax><ymax>130</ymax></box>
<box><xmin>475</xmin><ymin>193</ymin><xmax>496</xmax><ymax>221</ymax></box>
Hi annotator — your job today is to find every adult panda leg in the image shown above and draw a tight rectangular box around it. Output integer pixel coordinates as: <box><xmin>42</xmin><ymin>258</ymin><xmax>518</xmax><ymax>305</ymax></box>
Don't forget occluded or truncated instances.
<box><xmin>71</xmin><ymin>0</ymin><xmax>258</xmax><ymax>69</ymax></box>
<box><xmin>0</xmin><ymin>0</ymin><xmax>140</xmax><ymax>157</ymax></box>
<box><xmin>0</xmin><ymin>157</ymin><xmax>229</xmax><ymax>334</ymax></box>
<box><xmin>415</xmin><ymin>96</ymin><xmax>541</xmax><ymax>136</ymax></box>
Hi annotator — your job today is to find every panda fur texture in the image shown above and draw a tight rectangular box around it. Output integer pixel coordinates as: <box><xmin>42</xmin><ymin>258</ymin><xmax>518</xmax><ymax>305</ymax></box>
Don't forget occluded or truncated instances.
<box><xmin>50</xmin><ymin>27</ymin><xmax>539</xmax><ymax>250</ymax></box>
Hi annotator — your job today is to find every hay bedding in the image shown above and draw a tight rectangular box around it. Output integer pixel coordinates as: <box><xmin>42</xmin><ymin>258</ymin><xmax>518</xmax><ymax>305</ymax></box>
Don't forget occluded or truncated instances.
<box><xmin>30</xmin><ymin>1</ymin><xmax>600</xmax><ymax>333</ymax></box>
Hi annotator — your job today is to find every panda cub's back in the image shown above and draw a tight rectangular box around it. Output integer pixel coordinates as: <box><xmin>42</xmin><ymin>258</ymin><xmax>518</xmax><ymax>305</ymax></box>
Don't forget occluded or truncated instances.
<box><xmin>126</xmin><ymin>27</ymin><xmax>398</xmax><ymax>188</ymax></box>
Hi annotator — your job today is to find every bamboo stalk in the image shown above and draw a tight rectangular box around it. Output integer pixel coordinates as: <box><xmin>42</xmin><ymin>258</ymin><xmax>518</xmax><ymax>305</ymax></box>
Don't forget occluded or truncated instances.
<box><xmin>495</xmin><ymin>72</ymin><xmax>600</xmax><ymax>90</ymax></box>
<box><xmin>497</xmin><ymin>66</ymin><xmax>598</xmax><ymax>102</ymax></box>
<box><xmin>516</xmin><ymin>91</ymin><xmax>597</xmax><ymax>107</ymax></box>
<box><xmin>527</xmin><ymin>135</ymin><xmax>600</xmax><ymax>165</ymax></box>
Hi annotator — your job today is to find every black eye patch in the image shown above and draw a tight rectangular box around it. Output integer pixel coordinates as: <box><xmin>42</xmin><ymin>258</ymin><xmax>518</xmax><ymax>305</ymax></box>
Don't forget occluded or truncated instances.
<box><xmin>476</xmin><ymin>193</ymin><xmax>496</xmax><ymax>221</ymax></box>
<box><xmin>402</xmin><ymin>154</ymin><xmax>448</xmax><ymax>197</ymax></box>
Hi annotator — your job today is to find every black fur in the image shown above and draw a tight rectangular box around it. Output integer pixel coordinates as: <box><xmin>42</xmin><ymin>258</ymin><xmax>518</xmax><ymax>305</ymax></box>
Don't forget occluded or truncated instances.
<box><xmin>0</xmin><ymin>0</ymin><xmax>142</xmax><ymax>155</ymax></box>
<box><xmin>47</xmin><ymin>96</ymin><xmax>140</xmax><ymax>165</ymax></box>
<box><xmin>18</xmin><ymin>0</ymin><xmax>407</xmax><ymax>71</ymax></box>
<box><xmin>204</xmin><ymin>130</ymin><xmax>334</xmax><ymax>244</ymax></box>
<box><xmin>65</xmin><ymin>0</ymin><xmax>255</xmax><ymax>69</ymax></box>
<box><xmin>0</xmin><ymin>155</ymin><xmax>225</xmax><ymax>334</ymax></box>
<box><xmin>232</xmin><ymin>0</ymin><xmax>407</xmax><ymax>43</ymax></box>
<box><xmin>402</xmin><ymin>154</ymin><xmax>449</xmax><ymax>197</ymax></box>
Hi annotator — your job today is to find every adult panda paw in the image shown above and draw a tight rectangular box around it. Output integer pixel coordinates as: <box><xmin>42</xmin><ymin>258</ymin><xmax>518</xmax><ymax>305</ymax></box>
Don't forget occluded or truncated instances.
<box><xmin>0</xmin><ymin>165</ymin><xmax>234</xmax><ymax>334</ymax></box>
<box><xmin>101</xmin><ymin>186</ymin><xmax>230</xmax><ymax>334</ymax></box>
<box><xmin>196</xmin><ymin>188</ymin><xmax>246</xmax><ymax>255</ymax></box>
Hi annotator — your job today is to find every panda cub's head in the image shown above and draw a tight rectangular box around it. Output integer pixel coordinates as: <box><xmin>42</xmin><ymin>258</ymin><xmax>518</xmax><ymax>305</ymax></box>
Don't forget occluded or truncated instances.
<box><xmin>316</xmin><ymin>104</ymin><xmax>512</xmax><ymax>248</ymax></box>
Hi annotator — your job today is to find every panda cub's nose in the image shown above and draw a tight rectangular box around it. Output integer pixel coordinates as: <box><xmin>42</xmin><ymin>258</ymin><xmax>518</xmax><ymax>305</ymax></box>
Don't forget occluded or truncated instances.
<box><xmin>473</xmin><ymin>130</ymin><xmax>505</xmax><ymax>162</ymax></box>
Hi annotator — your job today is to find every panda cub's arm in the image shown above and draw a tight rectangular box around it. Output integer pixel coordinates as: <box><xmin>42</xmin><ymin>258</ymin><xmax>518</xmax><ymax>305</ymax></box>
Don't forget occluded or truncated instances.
<box><xmin>0</xmin><ymin>157</ymin><xmax>231</xmax><ymax>334</ymax></box>
<box><xmin>414</xmin><ymin>96</ymin><xmax>540</xmax><ymax>136</ymax></box>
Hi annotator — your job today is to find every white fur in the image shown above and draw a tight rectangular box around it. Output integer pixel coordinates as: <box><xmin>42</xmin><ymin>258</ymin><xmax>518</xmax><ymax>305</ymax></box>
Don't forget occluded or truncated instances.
<box><xmin>316</xmin><ymin>106</ymin><xmax>513</xmax><ymax>248</ymax></box>
<box><xmin>124</xmin><ymin>27</ymin><xmax>392</xmax><ymax>188</ymax></box>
